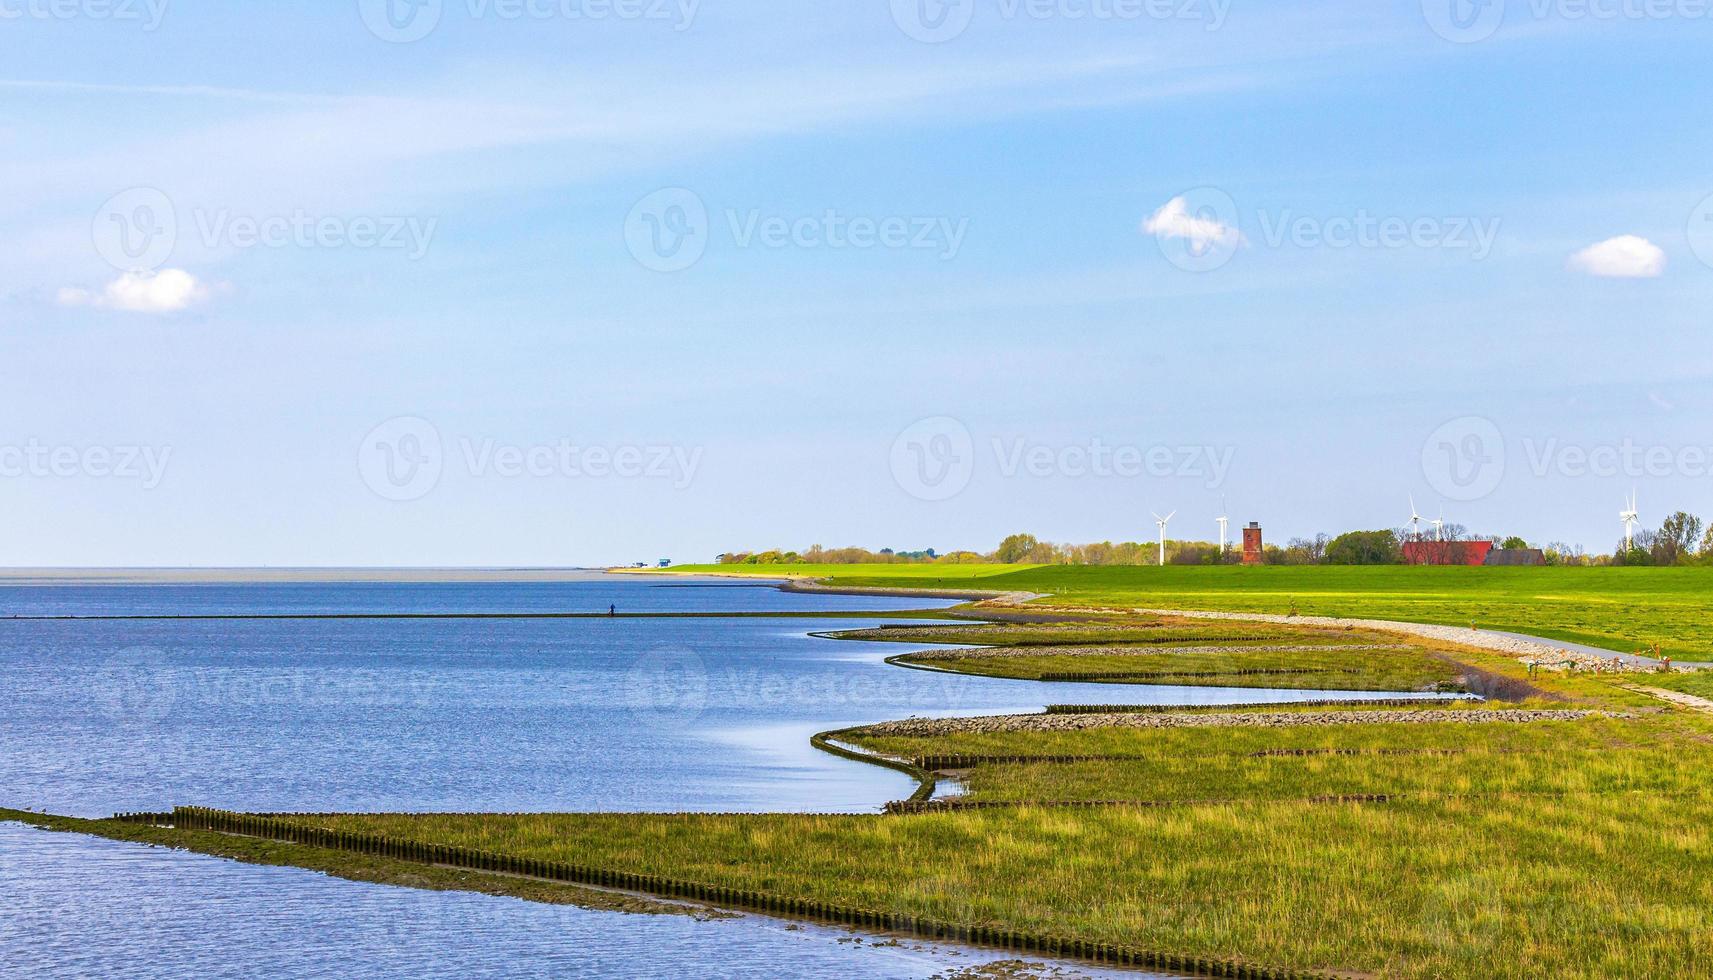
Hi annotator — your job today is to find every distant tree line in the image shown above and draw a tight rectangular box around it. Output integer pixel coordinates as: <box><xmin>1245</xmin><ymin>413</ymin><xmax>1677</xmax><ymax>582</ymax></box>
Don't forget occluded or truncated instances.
<box><xmin>1611</xmin><ymin>511</ymin><xmax>1712</xmax><ymax>566</ymax></box>
<box><xmin>717</xmin><ymin>545</ymin><xmax>987</xmax><ymax>565</ymax></box>
<box><xmin>719</xmin><ymin>512</ymin><xmax>1713</xmax><ymax>567</ymax></box>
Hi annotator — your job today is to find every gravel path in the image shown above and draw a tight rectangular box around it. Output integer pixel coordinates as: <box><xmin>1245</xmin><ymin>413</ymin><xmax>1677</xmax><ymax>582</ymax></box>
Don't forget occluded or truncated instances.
<box><xmin>1627</xmin><ymin>686</ymin><xmax>1713</xmax><ymax>714</ymax></box>
<box><xmin>861</xmin><ymin>708</ymin><xmax>1618</xmax><ymax>737</ymax></box>
<box><xmin>1123</xmin><ymin>608</ymin><xmax>1703</xmax><ymax>673</ymax></box>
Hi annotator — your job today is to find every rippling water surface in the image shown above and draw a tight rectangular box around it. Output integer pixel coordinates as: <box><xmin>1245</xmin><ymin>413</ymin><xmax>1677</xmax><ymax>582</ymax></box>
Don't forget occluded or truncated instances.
<box><xmin>0</xmin><ymin>573</ymin><xmax>1441</xmax><ymax>977</ymax></box>
<box><xmin>0</xmin><ymin>575</ymin><xmax>1438</xmax><ymax>817</ymax></box>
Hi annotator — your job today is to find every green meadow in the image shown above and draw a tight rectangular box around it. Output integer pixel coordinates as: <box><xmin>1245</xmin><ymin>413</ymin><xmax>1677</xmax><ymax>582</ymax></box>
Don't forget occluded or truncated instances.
<box><xmin>891</xmin><ymin>644</ymin><xmax>1464</xmax><ymax>692</ymax></box>
<box><xmin>677</xmin><ymin>563</ymin><xmax>1713</xmax><ymax>659</ymax></box>
<box><xmin>849</xmin><ymin>619</ymin><xmax>1466</xmax><ymax>692</ymax></box>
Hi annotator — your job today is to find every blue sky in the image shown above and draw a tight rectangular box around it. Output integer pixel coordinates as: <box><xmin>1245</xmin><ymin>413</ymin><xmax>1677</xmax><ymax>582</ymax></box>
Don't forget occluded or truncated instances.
<box><xmin>3</xmin><ymin>1</ymin><xmax>1711</xmax><ymax>565</ymax></box>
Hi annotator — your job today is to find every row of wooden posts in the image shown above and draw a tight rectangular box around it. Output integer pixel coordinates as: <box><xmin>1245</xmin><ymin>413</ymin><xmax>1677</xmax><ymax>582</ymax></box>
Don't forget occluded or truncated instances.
<box><xmin>883</xmin><ymin>794</ymin><xmax>1393</xmax><ymax>815</ymax></box>
<box><xmin>914</xmin><ymin>753</ymin><xmax>1148</xmax><ymax>769</ymax></box>
<box><xmin>111</xmin><ymin>806</ymin><xmax>1342</xmax><ymax>980</ymax></box>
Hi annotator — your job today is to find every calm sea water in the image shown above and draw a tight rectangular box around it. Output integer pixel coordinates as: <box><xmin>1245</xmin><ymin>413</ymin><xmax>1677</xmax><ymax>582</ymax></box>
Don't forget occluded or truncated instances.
<box><xmin>0</xmin><ymin>575</ymin><xmax>941</xmax><ymax>617</ymax></box>
<box><xmin>0</xmin><ymin>574</ymin><xmax>1445</xmax><ymax>978</ymax></box>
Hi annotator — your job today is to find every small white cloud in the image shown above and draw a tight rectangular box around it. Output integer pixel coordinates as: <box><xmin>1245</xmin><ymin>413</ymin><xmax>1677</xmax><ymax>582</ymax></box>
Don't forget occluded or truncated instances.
<box><xmin>58</xmin><ymin>269</ymin><xmax>211</xmax><ymax>313</ymax></box>
<box><xmin>1142</xmin><ymin>196</ymin><xmax>1243</xmax><ymax>249</ymax></box>
<box><xmin>1568</xmin><ymin>235</ymin><xmax>1665</xmax><ymax>279</ymax></box>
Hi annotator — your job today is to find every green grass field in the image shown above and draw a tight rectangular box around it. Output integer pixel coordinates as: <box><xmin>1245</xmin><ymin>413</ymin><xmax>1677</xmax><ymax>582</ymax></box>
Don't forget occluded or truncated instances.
<box><xmin>891</xmin><ymin>645</ymin><xmax>1464</xmax><ymax>692</ymax></box>
<box><xmin>846</xmin><ymin>619</ymin><xmax>1466</xmax><ymax>692</ymax></box>
<box><xmin>283</xmin><ymin>791</ymin><xmax>1713</xmax><ymax>979</ymax></box>
<box><xmin>675</xmin><ymin>563</ymin><xmax>1713</xmax><ymax>659</ymax></box>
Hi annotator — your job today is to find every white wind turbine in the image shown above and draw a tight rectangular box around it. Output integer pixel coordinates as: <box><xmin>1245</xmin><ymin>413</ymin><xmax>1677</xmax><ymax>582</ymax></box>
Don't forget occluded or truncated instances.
<box><xmin>1430</xmin><ymin>507</ymin><xmax>1446</xmax><ymax>543</ymax></box>
<box><xmin>1407</xmin><ymin>495</ymin><xmax>1425</xmax><ymax>541</ymax></box>
<box><xmin>1153</xmin><ymin>511</ymin><xmax>1176</xmax><ymax>567</ymax></box>
<box><xmin>1217</xmin><ymin>497</ymin><xmax>1230</xmax><ymax>556</ymax></box>
<box><xmin>1620</xmin><ymin>489</ymin><xmax>1640</xmax><ymax>552</ymax></box>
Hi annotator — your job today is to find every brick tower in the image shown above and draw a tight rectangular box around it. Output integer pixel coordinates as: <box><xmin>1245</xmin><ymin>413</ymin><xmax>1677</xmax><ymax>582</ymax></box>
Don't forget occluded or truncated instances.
<box><xmin>1242</xmin><ymin>522</ymin><xmax>1264</xmax><ymax>565</ymax></box>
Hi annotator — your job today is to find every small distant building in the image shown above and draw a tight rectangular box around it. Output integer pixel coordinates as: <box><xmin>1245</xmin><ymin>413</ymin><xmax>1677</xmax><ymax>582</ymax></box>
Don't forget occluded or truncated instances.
<box><xmin>1485</xmin><ymin>548</ymin><xmax>1546</xmax><ymax>567</ymax></box>
<box><xmin>1404</xmin><ymin>540</ymin><xmax>1548</xmax><ymax>566</ymax></box>
<box><xmin>1242</xmin><ymin>522</ymin><xmax>1264</xmax><ymax>565</ymax></box>
<box><xmin>1403</xmin><ymin>540</ymin><xmax>1493</xmax><ymax>566</ymax></box>
<box><xmin>658</xmin><ymin>559</ymin><xmax>673</xmax><ymax>568</ymax></box>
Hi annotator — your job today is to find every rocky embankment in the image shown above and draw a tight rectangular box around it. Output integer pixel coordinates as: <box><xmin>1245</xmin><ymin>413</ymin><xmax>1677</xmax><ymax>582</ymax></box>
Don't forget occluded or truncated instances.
<box><xmin>860</xmin><ymin>708</ymin><xmax>1620</xmax><ymax>738</ymax></box>
<box><xmin>901</xmin><ymin>643</ymin><xmax>1412</xmax><ymax>663</ymax></box>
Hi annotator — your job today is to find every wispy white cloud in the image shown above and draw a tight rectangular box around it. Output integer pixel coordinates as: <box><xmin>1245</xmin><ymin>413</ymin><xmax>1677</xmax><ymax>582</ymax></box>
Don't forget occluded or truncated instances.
<box><xmin>1143</xmin><ymin>196</ymin><xmax>1243</xmax><ymax>249</ymax></box>
<box><xmin>1568</xmin><ymin>235</ymin><xmax>1665</xmax><ymax>278</ymax></box>
<box><xmin>58</xmin><ymin>269</ymin><xmax>211</xmax><ymax>313</ymax></box>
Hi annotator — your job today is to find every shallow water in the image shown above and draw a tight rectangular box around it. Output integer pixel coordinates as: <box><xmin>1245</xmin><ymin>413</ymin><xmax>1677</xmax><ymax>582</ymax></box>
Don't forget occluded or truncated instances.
<box><xmin>0</xmin><ymin>575</ymin><xmax>1448</xmax><ymax>977</ymax></box>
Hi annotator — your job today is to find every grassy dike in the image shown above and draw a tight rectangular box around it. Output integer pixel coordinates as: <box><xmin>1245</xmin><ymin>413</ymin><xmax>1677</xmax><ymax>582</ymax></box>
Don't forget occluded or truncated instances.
<box><xmin>839</xmin><ymin>619</ymin><xmax>1468</xmax><ymax>692</ymax></box>
<box><xmin>672</xmin><ymin>563</ymin><xmax>1713</xmax><ymax>660</ymax></box>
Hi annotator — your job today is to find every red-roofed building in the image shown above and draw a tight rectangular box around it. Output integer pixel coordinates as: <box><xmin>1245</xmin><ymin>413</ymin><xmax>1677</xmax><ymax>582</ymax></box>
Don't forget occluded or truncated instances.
<box><xmin>1402</xmin><ymin>539</ymin><xmax>1494</xmax><ymax>566</ymax></box>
